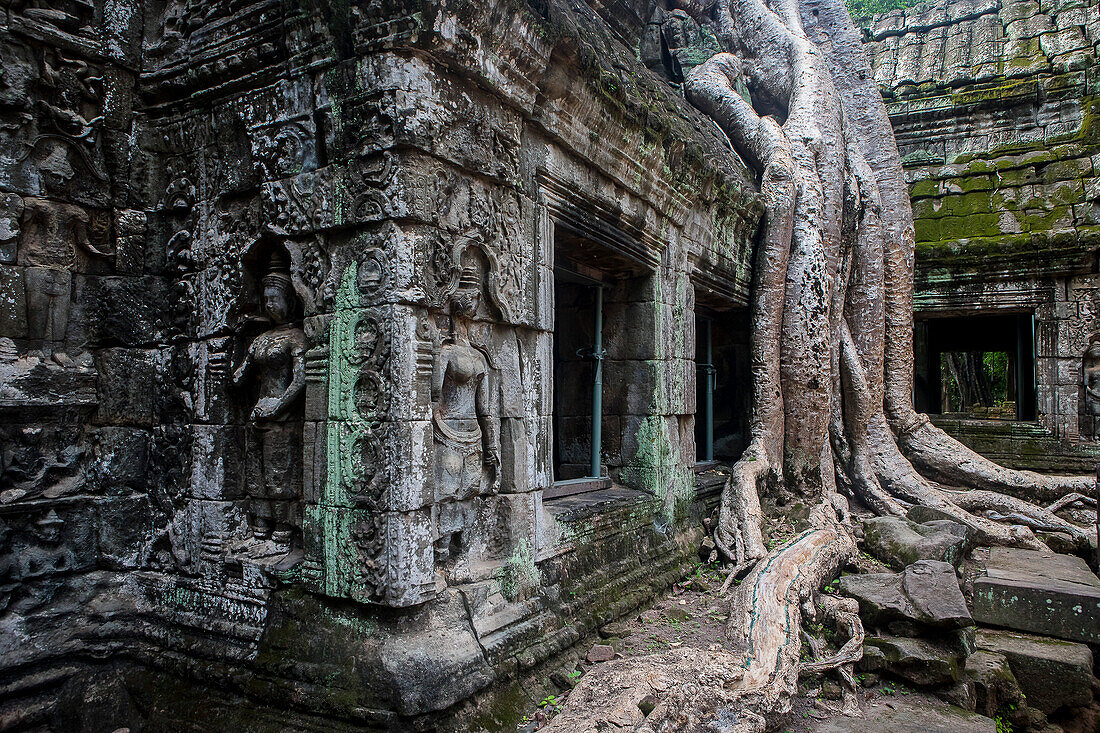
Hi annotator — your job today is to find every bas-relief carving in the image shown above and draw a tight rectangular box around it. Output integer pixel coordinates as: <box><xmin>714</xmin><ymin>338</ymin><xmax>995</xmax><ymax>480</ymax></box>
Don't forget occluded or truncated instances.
<box><xmin>251</xmin><ymin>118</ymin><xmax>318</xmax><ymax>182</ymax></box>
<box><xmin>426</xmin><ymin>171</ymin><xmax>527</xmax><ymax>323</ymax></box>
<box><xmin>329</xmin><ymin>260</ymin><xmax>391</xmax><ymax>507</ymax></box>
<box><xmin>304</xmin><ymin>258</ymin><xmax>401</xmax><ymax>603</ymax></box>
<box><xmin>431</xmin><ymin>263</ymin><xmax>502</xmax><ymax>569</ymax></box>
<box><xmin>0</xmin><ymin>10</ymin><xmax>115</xmax><ymax>611</ymax></box>
<box><xmin>16</xmin><ymin>132</ymin><xmax>108</xmax><ymax>207</ymax></box>
<box><xmin>15</xmin><ymin>509</ymin><xmax>72</xmax><ymax>580</ymax></box>
<box><xmin>424</xmin><ymin>242</ymin><xmax>537</xmax><ymax>582</ymax></box>
<box><xmin>160</xmin><ymin>159</ymin><xmax>197</xmax><ymax>232</ymax></box>
<box><xmin>301</xmin><ymin>235</ymin><xmax>533</xmax><ymax>603</ymax></box>
<box><xmin>0</xmin><ymin>198</ymin><xmax>103</xmax><ymax>420</ymax></box>
<box><xmin>432</xmin><ymin>263</ymin><xmax>501</xmax><ymax>504</ymax></box>
<box><xmin>0</xmin><ymin>419</ymin><xmax>85</xmax><ymax>503</ymax></box>
<box><xmin>0</xmin><ymin>502</ymin><xmax>96</xmax><ymax>611</ymax></box>
<box><xmin>18</xmin><ymin>197</ymin><xmax>110</xmax><ymax>365</ymax></box>
<box><xmin>1082</xmin><ymin>338</ymin><xmax>1100</xmax><ymax>441</ymax></box>
<box><xmin>261</xmin><ymin>153</ymin><xmax>395</xmax><ymax>237</ymax></box>
<box><xmin>228</xmin><ymin>249</ymin><xmax>305</xmax><ymax>564</ymax></box>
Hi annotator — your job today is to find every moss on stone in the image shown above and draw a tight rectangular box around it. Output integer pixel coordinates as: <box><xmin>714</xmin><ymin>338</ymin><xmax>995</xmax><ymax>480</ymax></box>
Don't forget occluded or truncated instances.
<box><xmin>1042</xmin><ymin>158</ymin><xmax>1093</xmax><ymax>184</ymax></box>
<box><xmin>995</xmin><ymin>166</ymin><xmax>1040</xmax><ymax>185</ymax></box>
<box><xmin>909</xmin><ymin>178</ymin><xmax>939</xmax><ymax>198</ymax></box>
<box><xmin>911</xmin><ymin>198</ymin><xmax>943</xmax><ymax>220</ymax></box>
<box><xmin>915</xmin><ymin>233</ymin><xmax>1036</xmax><ymax>266</ymax></box>
<box><xmin>994</xmin><ymin>150</ymin><xmax>1054</xmax><ymax>171</ymax></box>
<box><xmin>914</xmin><ymin>218</ymin><xmax>940</xmax><ymax>243</ymax></box>
<box><xmin>945</xmin><ymin>191</ymin><xmax>993</xmax><ymax>217</ymax></box>
<box><xmin>1022</xmin><ymin>206</ymin><xmax>1075</xmax><ymax>232</ymax></box>
<box><xmin>964</xmin><ymin>159</ymin><xmax>996</xmax><ymax>175</ymax></box>
<box><xmin>952</xmin><ymin>78</ymin><xmax>1038</xmax><ymax>108</ymax></box>
<box><xmin>957</xmin><ymin>174</ymin><xmax>996</xmax><ymax>192</ymax></box>
<box><xmin>939</xmin><ymin>213</ymin><xmax>1004</xmax><ymax>239</ymax></box>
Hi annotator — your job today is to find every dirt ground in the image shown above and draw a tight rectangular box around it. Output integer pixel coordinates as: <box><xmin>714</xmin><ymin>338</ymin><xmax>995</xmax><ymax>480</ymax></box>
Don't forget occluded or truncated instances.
<box><xmin>512</xmin><ymin>559</ymin><xmax>977</xmax><ymax>732</ymax></box>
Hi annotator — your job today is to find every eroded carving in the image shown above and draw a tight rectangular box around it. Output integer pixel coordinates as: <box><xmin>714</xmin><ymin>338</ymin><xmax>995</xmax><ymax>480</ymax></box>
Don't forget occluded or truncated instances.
<box><xmin>431</xmin><ymin>257</ymin><xmax>502</xmax><ymax>567</ymax></box>
<box><xmin>432</xmin><ymin>263</ymin><xmax>500</xmax><ymax>502</ymax></box>
<box><xmin>230</xmin><ymin>249</ymin><xmax>305</xmax><ymax>560</ymax></box>
<box><xmin>1083</xmin><ymin>338</ymin><xmax>1100</xmax><ymax>441</ymax></box>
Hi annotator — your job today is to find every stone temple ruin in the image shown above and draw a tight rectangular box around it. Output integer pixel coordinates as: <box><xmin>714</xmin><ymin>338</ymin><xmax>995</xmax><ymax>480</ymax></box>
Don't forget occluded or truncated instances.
<box><xmin>868</xmin><ymin>0</ymin><xmax>1100</xmax><ymax>471</ymax></box>
<box><xmin>0</xmin><ymin>0</ymin><xmax>1097</xmax><ymax>730</ymax></box>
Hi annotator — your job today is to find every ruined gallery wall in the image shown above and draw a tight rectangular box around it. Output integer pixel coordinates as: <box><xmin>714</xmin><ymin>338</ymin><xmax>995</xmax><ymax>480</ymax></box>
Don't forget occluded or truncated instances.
<box><xmin>0</xmin><ymin>0</ymin><xmax>761</xmax><ymax>726</ymax></box>
<box><xmin>0</xmin><ymin>0</ymin><xmax>167</xmax><ymax>620</ymax></box>
<box><xmin>865</xmin><ymin>0</ymin><xmax>1100</xmax><ymax>464</ymax></box>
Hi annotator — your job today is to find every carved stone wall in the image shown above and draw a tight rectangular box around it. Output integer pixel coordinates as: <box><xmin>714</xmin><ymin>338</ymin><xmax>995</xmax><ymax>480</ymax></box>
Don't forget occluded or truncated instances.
<box><xmin>865</xmin><ymin>0</ymin><xmax>1100</xmax><ymax>468</ymax></box>
<box><xmin>0</xmin><ymin>0</ymin><xmax>760</xmax><ymax>728</ymax></box>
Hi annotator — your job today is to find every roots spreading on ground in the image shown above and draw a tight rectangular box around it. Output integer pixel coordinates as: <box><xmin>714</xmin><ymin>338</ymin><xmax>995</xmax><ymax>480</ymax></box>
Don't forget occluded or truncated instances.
<box><xmin>546</xmin><ymin>0</ymin><xmax>1095</xmax><ymax>729</ymax></box>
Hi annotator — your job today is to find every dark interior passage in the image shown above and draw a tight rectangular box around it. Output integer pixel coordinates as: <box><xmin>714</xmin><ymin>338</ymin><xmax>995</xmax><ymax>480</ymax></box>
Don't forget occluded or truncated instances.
<box><xmin>914</xmin><ymin>313</ymin><xmax>1036</xmax><ymax>420</ymax></box>
<box><xmin>553</xmin><ymin>272</ymin><xmax>599</xmax><ymax>482</ymax></box>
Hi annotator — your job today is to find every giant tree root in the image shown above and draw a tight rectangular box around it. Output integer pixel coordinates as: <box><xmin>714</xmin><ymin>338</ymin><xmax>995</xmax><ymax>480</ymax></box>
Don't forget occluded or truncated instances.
<box><xmin>545</xmin><ymin>516</ymin><xmax>855</xmax><ymax>733</ymax></box>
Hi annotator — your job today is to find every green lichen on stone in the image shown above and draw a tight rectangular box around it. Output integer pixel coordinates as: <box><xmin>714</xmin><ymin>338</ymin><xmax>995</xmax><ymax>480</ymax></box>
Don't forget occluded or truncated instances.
<box><xmin>908</xmin><ymin>80</ymin><xmax>1098</xmax><ymax>272</ymax></box>
<box><xmin>495</xmin><ymin>540</ymin><xmax>541</xmax><ymax>601</ymax></box>
<box><xmin>946</xmin><ymin>191</ymin><xmax>993</xmax><ymax>217</ymax></box>
<box><xmin>909</xmin><ymin>178</ymin><xmax>939</xmax><ymax>198</ymax></box>
<box><xmin>299</xmin><ymin>263</ymin><xmax>383</xmax><ymax>603</ymax></box>
<box><xmin>951</xmin><ymin>79</ymin><xmax>1039</xmax><ymax>108</ymax></box>
<box><xmin>325</xmin><ymin>263</ymin><xmax>367</xmax><ymax>506</ymax></box>
<box><xmin>957</xmin><ymin>174</ymin><xmax>996</xmax><ymax>193</ymax></box>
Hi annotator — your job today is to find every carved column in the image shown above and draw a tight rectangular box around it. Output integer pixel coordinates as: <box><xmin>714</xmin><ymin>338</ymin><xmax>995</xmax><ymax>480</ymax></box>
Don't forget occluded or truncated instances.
<box><xmin>302</xmin><ymin>262</ymin><xmax>435</xmax><ymax>606</ymax></box>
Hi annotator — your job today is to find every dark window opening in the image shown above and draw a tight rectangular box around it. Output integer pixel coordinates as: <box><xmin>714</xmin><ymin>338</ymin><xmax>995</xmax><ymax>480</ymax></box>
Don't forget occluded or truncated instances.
<box><xmin>696</xmin><ymin>317</ymin><xmax>716</xmax><ymax>464</ymax></box>
<box><xmin>914</xmin><ymin>313</ymin><xmax>1036</xmax><ymax>421</ymax></box>
<box><xmin>549</xmin><ymin>226</ymin><xmax>654</xmax><ymax>499</ymax></box>
<box><xmin>695</xmin><ymin>305</ymin><xmax>750</xmax><ymax>463</ymax></box>
<box><xmin>552</xmin><ymin>269</ymin><xmax>608</xmax><ymax>491</ymax></box>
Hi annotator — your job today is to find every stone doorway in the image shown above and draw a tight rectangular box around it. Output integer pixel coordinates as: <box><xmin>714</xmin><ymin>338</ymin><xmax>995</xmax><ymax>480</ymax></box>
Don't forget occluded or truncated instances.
<box><xmin>914</xmin><ymin>313</ymin><xmax>1037</xmax><ymax>421</ymax></box>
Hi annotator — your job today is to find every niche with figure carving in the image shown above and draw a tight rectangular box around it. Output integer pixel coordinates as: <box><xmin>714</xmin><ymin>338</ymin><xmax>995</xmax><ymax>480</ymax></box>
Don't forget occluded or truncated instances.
<box><xmin>228</xmin><ymin>242</ymin><xmax>306</xmax><ymax>564</ymax></box>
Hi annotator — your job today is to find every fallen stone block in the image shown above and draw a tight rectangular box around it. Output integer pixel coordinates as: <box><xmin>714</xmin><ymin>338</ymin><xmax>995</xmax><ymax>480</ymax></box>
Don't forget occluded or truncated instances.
<box><xmin>840</xmin><ymin>560</ymin><xmax>972</xmax><ymax>631</ymax></box>
<box><xmin>970</xmin><ymin>546</ymin><xmax>1100</xmax><ymax>644</ymax></box>
<box><xmin>586</xmin><ymin>644</ymin><xmax>615</xmax><ymax>663</ymax></box>
<box><xmin>964</xmin><ymin>649</ymin><xmax>1023</xmax><ymax>719</ymax></box>
<box><xmin>807</xmin><ymin>693</ymin><xmax>997</xmax><ymax>732</ymax></box>
<box><xmin>863</xmin><ymin>516</ymin><xmax>970</xmax><ymax>568</ymax></box>
<box><xmin>861</xmin><ymin>635</ymin><xmax>963</xmax><ymax>686</ymax></box>
<box><xmin>975</xmin><ymin>628</ymin><xmax>1094</xmax><ymax>714</ymax></box>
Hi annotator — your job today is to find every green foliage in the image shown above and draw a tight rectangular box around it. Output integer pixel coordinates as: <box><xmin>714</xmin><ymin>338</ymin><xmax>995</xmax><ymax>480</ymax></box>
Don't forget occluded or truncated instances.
<box><xmin>939</xmin><ymin>350</ymin><xmax>1013</xmax><ymax>414</ymax></box>
<box><xmin>845</xmin><ymin>0</ymin><xmax>924</xmax><ymax>21</ymax></box>
<box><xmin>984</xmin><ymin>351</ymin><xmax>1010</xmax><ymax>398</ymax></box>
<box><xmin>994</xmin><ymin>701</ymin><xmax>1018</xmax><ymax>733</ymax></box>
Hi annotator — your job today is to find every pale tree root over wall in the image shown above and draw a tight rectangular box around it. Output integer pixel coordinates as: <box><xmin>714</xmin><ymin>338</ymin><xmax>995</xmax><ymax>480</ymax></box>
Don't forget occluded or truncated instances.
<box><xmin>544</xmin><ymin>0</ymin><xmax>1094</xmax><ymax>728</ymax></box>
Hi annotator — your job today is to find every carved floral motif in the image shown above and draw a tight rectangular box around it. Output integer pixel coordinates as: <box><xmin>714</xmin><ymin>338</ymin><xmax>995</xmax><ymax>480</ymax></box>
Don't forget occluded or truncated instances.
<box><xmin>327</xmin><ymin>263</ymin><xmax>391</xmax><ymax>508</ymax></box>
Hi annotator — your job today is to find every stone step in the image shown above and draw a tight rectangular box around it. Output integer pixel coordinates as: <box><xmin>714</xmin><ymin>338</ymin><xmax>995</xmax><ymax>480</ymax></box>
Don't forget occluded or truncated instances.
<box><xmin>807</xmin><ymin>695</ymin><xmax>996</xmax><ymax>732</ymax></box>
<box><xmin>970</xmin><ymin>546</ymin><xmax>1100</xmax><ymax>643</ymax></box>
<box><xmin>975</xmin><ymin>628</ymin><xmax>1094</xmax><ymax>715</ymax></box>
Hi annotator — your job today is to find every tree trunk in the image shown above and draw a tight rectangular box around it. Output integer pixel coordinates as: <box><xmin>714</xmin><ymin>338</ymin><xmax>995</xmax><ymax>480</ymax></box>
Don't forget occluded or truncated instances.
<box><xmin>944</xmin><ymin>352</ymin><xmax>995</xmax><ymax>410</ymax></box>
